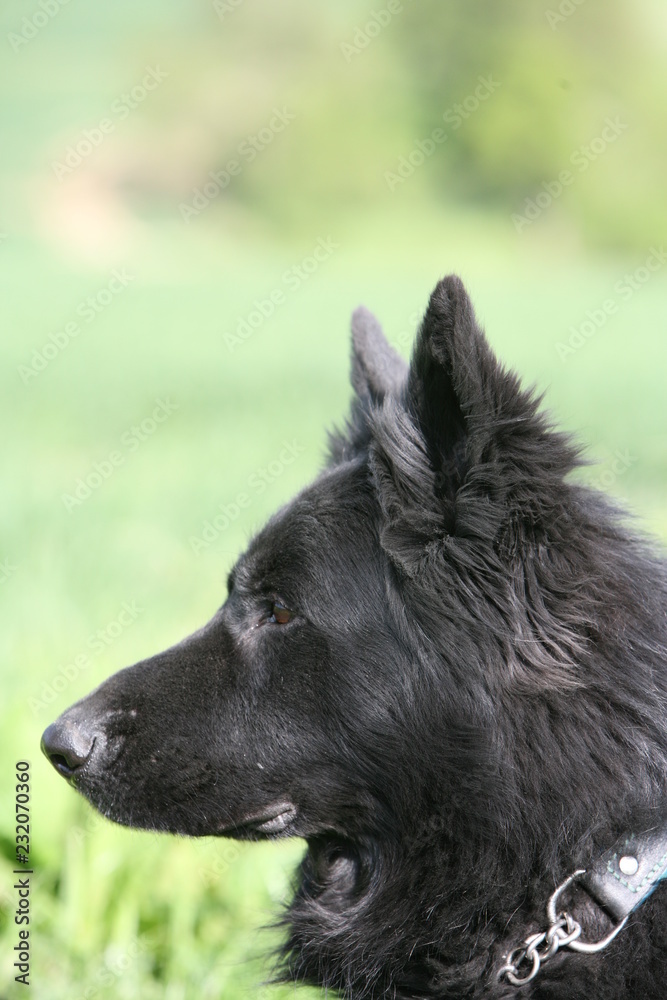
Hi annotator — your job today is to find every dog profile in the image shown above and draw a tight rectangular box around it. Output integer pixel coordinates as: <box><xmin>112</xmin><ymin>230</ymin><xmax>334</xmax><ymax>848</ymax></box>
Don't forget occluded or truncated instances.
<box><xmin>43</xmin><ymin>276</ymin><xmax>667</xmax><ymax>998</ymax></box>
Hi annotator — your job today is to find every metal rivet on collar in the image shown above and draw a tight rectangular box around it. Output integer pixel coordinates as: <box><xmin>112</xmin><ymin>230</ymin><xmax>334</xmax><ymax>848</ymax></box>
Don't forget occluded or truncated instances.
<box><xmin>619</xmin><ymin>855</ymin><xmax>639</xmax><ymax>876</ymax></box>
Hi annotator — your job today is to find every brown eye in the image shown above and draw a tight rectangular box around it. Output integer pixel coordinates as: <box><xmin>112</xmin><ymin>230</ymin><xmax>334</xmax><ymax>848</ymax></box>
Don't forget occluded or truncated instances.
<box><xmin>270</xmin><ymin>601</ymin><xmax>293</xmax><ymax>625</ymax></box>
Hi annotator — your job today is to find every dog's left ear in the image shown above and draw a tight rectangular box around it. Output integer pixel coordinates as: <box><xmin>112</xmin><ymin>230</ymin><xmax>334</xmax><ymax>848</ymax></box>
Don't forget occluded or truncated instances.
<box><xmin>350</xmin><ymin>306</ymin><xmax>407</xmax><ymax>402</ymax></box>
<box><xmin>327</xmin><ymin>306</ymin><xmax>407</xmax><ymax>464</ymax></box>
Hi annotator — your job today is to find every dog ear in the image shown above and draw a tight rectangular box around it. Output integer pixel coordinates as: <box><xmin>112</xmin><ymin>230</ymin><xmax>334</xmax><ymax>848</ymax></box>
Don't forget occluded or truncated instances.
<box><xmin>327</xmin><ymin>307</ymin><xmax>408</xmax><ymax>464</ymax></box>
<box><xmin>369</xmin><ymin>275</ymin><xmax>578</xmax><ymax>572</ymax></box>
<box><xmin>372</xmin><ymin>276</ymin><xmax>500</xmax><ymax>516</ymax></box>
<box><xmin>350</xmin><ymin>306</ymin><xmax>407</xmax><ymax>403</ymax></box>
<box><xmin>406</xmin><ymin>275</ymin><xmax>484</xmax><ymax>487</ymax></box>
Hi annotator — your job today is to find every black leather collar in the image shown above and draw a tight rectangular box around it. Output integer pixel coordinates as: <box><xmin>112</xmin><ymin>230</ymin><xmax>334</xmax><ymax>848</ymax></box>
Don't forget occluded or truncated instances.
<box><xmin>582</xmin><ymin>828</ymin><xmax>667</xmax><ymax>921</ymax></box>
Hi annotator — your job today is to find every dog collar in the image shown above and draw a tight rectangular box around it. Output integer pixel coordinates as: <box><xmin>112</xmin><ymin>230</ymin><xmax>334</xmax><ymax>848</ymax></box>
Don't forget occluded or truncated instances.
<box><xmin>498</xmin><ymin>826</ymin><xmax>667</xmax><ymax>987</ymax></box>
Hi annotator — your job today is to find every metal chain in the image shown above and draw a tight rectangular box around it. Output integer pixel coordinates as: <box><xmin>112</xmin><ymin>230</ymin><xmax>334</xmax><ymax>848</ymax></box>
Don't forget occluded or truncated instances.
<box><xmin>498</xmin><ymin>869</ymin><xmax>628</xmax><ymax>987</ymax></box>
<box><xmin>497</xmin><ymin>912</ymin><xmax>582</xmax><ymax>986</ymax></box>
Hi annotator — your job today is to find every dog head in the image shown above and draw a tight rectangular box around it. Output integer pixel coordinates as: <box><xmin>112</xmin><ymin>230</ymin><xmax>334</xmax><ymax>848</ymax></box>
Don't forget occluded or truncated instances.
<box><xmin>42</xmin><ymin>276</ymin><xmax>664</xmax><ymax>938</ymax></box>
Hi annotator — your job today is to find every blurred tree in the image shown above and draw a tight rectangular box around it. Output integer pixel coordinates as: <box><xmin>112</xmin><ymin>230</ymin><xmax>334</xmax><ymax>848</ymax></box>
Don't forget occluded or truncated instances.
<box><xmin>395</xmin><ymin>0</ymin><xmax>667</xmax><ymax>246</ymax></box>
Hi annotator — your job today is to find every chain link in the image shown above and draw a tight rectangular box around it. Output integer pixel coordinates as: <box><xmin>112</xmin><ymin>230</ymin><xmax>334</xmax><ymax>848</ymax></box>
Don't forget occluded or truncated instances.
<box><xmin>497</xmin><ymin>913</ymin><xmax>582</xmax><ymax>986</ymax></box>
<box><xmin>498</xmin><ymin>869</ymin><xmax>628</xmax><ymax>987</ymax></box>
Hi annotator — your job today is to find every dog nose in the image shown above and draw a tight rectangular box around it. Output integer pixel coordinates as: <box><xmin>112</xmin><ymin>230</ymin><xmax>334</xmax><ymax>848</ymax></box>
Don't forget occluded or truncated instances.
<box><xmin>41</xmin><ymin>719</ymin><xmax>95</xmax><ymax>777</ymax></box>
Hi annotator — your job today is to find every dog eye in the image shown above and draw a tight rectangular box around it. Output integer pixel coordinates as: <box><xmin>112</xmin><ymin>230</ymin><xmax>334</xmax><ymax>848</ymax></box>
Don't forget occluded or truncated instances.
<box><xmin>269</xmin><ymin>601</ymin><xmax>293</xmax><ymax>625</ymax></box>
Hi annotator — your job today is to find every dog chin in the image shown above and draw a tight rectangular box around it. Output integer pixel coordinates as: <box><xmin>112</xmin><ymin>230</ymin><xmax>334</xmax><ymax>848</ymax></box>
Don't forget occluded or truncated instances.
<box><xmin>68</xmin><ymin>777</ymin><xmax>303</xmax><ymax>839</ymax></box>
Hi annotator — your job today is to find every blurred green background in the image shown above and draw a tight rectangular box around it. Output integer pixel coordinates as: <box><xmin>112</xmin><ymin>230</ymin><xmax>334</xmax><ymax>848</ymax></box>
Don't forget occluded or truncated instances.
<box><xmin>1</xmin><ymin>0</ymin><xmax>666</xmax><ymax>996</ymax></box>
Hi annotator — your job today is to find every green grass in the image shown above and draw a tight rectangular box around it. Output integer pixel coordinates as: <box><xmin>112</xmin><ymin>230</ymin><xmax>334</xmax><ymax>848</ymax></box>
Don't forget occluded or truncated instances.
<box><xmin>1</xmin><ymin>210</ymin><xmax>666</xmax><ymax>999</ymax></box>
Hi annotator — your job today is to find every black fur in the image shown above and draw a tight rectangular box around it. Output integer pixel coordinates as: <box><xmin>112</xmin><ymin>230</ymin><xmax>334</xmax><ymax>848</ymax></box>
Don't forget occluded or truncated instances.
<box><xmin>43</xmin><ymin>276</ymin><xmax>667</xmax><ymax>998</ymax></box>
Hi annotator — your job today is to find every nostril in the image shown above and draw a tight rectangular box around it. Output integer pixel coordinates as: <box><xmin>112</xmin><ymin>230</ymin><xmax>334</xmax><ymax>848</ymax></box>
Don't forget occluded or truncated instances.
<box><xmin>41</xmin><ymin>720</ymin><xmax>95</xmax><ymax>777</ymax></box>
<box><xmin>48</xmin><ymin>752</ymin><xmax>76</xmax><ymax>775</ymax></box>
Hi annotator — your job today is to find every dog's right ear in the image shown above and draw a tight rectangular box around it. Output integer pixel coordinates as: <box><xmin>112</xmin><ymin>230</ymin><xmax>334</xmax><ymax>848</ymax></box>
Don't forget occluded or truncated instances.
<box><xmin>368</xmin><ymin>275</ymin><xmax>578</xmax><ymax>573</ymax></box>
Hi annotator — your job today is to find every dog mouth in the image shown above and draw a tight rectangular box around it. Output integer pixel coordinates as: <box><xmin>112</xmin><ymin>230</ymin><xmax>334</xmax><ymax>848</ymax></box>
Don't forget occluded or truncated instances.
<box><xmin>218</xmin><ymin>801</ymin><xmax>298</xmax><ymax>838</ymax></box>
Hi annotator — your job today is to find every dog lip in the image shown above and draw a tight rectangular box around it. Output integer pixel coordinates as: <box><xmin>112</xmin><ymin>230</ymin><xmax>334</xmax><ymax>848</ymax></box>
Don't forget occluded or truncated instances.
<box><xmin>254</xmin><ymin>804</ymin><xmax>297</xmax><ymax>834</ymax></box>
<box><xmin>219</xmin><ymin>801</ymin><xmax>297</xmax><ymax>836</ymax></box>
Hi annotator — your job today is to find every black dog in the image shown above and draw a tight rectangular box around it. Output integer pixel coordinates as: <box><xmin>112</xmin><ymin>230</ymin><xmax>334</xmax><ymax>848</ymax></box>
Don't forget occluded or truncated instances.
<box><xmin>43</xmin><ymin>277</ymin><xmax>667</xmax><ymax>998</ymax></box>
